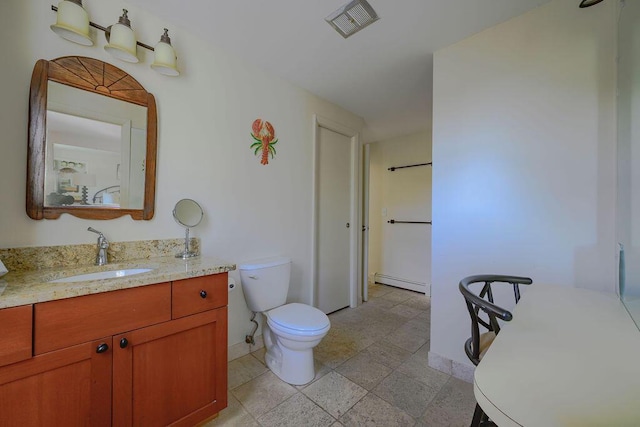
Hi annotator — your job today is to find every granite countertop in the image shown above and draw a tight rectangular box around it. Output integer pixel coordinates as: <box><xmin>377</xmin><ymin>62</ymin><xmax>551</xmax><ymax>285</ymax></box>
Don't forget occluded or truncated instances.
<box><xmin>0</xmin><ymin>256</ymin><xmax>236</xmax><ymax>309</ymax></box>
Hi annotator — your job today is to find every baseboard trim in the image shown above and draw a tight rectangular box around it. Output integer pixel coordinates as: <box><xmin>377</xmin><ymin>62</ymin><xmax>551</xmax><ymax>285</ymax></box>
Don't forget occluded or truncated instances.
<box><xmin>428</xmin><ymin>351</ymin><xmax>474</xmax><ymax>383</ymax></box>
<box><xmin>375</xmin><ymin>273</ymin><xmax>429</xmax><ymax>295</ymax></box>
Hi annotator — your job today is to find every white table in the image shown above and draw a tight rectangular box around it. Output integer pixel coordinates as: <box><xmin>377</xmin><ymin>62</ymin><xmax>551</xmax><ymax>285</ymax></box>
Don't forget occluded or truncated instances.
<box><xmin>474</xmin><ymin>284</ymin><xmax>640</xmax><ymax>426</ymax></box>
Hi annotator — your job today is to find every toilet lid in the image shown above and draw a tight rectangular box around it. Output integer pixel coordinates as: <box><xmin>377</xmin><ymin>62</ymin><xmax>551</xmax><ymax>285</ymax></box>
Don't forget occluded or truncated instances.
<box><xmin>268</xmin><ymin>303</ymin><xmax>330</xmax><ymax>332</ymax></box>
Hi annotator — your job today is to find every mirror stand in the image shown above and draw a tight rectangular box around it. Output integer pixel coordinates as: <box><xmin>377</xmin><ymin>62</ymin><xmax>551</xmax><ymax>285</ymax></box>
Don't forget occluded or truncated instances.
<box><xmin>176</xmin><ymin>227</ymin><xmax>198</xmax><ymax>259</ymax></box>
<box><xmin>173</xmin><ymin>199</ymin><xmax>204</xmax><ymax>259</ymax></box>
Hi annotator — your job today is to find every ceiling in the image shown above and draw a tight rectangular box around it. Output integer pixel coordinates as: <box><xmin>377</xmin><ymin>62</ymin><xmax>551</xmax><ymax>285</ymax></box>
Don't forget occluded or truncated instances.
<box><xmin>129</xmin><ymin>0</ymin><xmax>554</xmax><ymax>142</ymax></box>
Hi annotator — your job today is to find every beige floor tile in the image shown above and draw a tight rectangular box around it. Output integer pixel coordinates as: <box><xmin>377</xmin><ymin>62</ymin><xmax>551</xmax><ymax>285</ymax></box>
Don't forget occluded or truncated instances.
<box><xmin>314</xmin><ymin>330</ymin><xmax>360</xmax><ymax>369</ymax></box>
<box><xmin>418</xmin><ymin>377</ymin><xmax>477</xmax><ymax>427</ymax></box>
<box><xmin>361</xmin><ymin>296</ymin><xmax>398</xmax><ymax>310</ymax></box>
<box><xmin>302</xmin><ymin>371</ymin><xmax>368</xmax><ymax>418</ymax></box>
<box><xmin>372</xmin><ymin>309</ymin><xmax>413</xmax><ymax>328</ymax></box>
<box><xmin>202</xmin><ymin>392</ymin><xmax>259</xmax><ymax>427</ymax></box>
<box><xmin>335</xmin><ymin>351</ymin><xmax>393</xmax><ymax>390</ymax></box>
<box><xmin>362</xmin><ymin>341</ymin><xmax>413</xmax><ymax>369</ymax></box>
<box><xmin>296</xmin><ymin>359</ymin><xmax>333</xmax><ymax>389</ymax></box>
<box><xmin>384</xmin><ymin>321</ymin><xmax>429</xmax><ymax>353</ymax></box>
<box><xmin>381</xmin><ymin>290</ymin><xmax>414</xmax><ymax>304</ymax></box>
<box><xmin>413</xmin><ymin>309</ymin><xmax>431</xmax><ymax>323</ymax></box>
<box><xmin>372</xmin><ymin>371</ymin><xmax>445</xmax><ymax>418</ymax></box>
<box><xmin>397</xmin><ymin>355</ymin><xmax>450</xmax><ymax>388</ymax></box>
<box><xmin>403</xmin><ymin>295</ymin><xmax>431</xmax><ymax>311</ymax></box>
<box><xmin>228</xmin><ymin>353</ymin><xmax>268</xmax><ymax>390</ymax></box>
<box><xmin>231</xmin><ymin>371</ymin><xmax>297</xmax><ymax>418</ymax></box>
<box><xmin>257</xmin><ymin>393</ymin><xmax>336</xmax><ymax>427</ymax></box>
<box><xmin>387</xmin><ymin>303</ymin><xmax>423</xmax><ymax>319</ymax></box>
<box><xmin>340</xmin><ymin>394</ymin><xmax>416</xmax><ymax>427</ymax></box>
<box><xmin>368</xmin><ymin>284</ymin><xmax>395</xmax><ymax>298</ymax></box>
<box><xmin>413</xmin><ymin>342</ymin><xmax>430</xmax><ymax>361</ymax></box>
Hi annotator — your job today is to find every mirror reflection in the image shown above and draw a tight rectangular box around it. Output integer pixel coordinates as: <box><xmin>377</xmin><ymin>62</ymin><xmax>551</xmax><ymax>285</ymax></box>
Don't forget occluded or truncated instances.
<box><xmin>173</xmin><ymin>199</ymin><xmax>203</xmax><ymax>259</ymax></box>
<box><xmin>44</xmin><ymin>81</ymin><xmax>147</xmax><ymax>209</ymax></box>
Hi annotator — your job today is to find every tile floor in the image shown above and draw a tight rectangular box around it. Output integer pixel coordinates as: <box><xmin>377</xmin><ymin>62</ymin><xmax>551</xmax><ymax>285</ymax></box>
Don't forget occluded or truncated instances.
<box><xmin>205</xmin><ymin>283</ymin><xmax>476</xmax><ymax>426</ymax></box>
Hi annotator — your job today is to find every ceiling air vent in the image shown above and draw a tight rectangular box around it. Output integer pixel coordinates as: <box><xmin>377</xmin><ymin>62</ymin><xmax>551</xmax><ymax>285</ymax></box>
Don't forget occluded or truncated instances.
<box><xmin>325</xmin><ymin>0</ymin><xmax>380</xmax><ymax>39</ymax></box>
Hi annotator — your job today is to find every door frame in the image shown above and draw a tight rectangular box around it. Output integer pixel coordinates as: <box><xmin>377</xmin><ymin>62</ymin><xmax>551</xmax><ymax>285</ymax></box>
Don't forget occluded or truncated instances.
<box><xmin>362</xmin><ymin>143</ymin><xmax>370</xmax><ymax>302</ymax></box>
<box><xmin>311</xmin><ymin>114</ymin><xmax>361</xmax><ymax>309</ymax></box>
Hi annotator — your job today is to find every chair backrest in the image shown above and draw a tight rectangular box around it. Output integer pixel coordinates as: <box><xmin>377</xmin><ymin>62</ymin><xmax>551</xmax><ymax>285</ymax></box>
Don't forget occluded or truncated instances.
<box><xmin>459</xmin><ymin>275</ymin><xmax>532</xmax><ymax>365</ymax></box>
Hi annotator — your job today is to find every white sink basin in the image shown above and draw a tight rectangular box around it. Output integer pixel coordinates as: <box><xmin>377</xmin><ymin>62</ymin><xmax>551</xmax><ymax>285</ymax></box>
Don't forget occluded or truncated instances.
<box><xmin>49</xmin><ymin>268</ymin><xmax>154</xmax><ymax>283</ymax></box>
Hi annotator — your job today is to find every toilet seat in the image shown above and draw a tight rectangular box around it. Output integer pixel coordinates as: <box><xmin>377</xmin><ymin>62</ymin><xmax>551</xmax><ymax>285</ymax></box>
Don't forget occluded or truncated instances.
<box><xmin>267</xmin><ymin>303</ymin><xmax>330</xmax><ymax>337</ymax></box>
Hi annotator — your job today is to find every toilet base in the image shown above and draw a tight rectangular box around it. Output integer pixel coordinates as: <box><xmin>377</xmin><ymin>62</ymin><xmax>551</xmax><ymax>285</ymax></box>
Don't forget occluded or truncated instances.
<box><xmin>262</xmin><ymin>318</ymin><xmax>322</xmax><ymax>386</ymax></box>
<box><xmin>265</xmin><ymin>345</ymin><xmax>315</xmax><ymax>386</ymax></box>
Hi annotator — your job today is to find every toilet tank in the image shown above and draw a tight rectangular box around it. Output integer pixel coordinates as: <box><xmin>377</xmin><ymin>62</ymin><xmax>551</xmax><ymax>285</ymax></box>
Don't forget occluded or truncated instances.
<box><xmin>239</xmin><ymin>256</ymin><xmax>291</xmax><ymax>312</ymax></box>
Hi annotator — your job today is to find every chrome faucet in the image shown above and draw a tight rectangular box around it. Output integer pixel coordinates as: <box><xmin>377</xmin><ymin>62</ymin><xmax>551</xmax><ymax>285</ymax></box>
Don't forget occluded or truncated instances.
<box><xmin>88</xmin><ymin>227</ymin><xmax>109</xmax><ymax>266</ymax></box>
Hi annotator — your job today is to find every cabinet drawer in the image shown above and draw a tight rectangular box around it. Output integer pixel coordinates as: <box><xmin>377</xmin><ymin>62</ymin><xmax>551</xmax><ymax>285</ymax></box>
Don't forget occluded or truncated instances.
<box><xmin>172</xmin><ymin>274</ymin><xmax>228</xmax><ymax>319</ymax></box>
<box><xmin>0</xmin><ymin>305</ymin><xmax>32</xmax><ymax>367</ymax></box>
<box><xmin>34</xmin><ymin>283</ymin><xmax>171</xmax><ymax>355</ymax></box>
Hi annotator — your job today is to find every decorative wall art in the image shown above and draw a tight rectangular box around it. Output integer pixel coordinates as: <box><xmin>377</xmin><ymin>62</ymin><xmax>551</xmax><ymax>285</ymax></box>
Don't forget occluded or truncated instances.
<box><xmin>250</xmin><ymin>119</ymin><xmax>278</xmax><ymax>165</ymax></box>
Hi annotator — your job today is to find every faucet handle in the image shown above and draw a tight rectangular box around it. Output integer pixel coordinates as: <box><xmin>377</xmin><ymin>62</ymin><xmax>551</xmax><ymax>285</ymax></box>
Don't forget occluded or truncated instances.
<box><xmin>87</xmin><ymin>227</ymin><xmax>103</xmax><ymax>236</ymax></box>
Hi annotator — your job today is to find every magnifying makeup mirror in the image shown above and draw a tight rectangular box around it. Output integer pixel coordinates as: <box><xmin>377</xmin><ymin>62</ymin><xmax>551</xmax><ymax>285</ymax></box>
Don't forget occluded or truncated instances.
<box><xmin>173</xmin><ymin>199</ymin><xmax>203</xmax><ymax>259</ymax></box>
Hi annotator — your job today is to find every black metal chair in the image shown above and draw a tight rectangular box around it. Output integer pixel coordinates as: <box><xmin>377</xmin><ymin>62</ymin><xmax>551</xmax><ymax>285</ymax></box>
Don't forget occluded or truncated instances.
<box><xmin>459</xmin><ymin>275</ymin><xmax>533</xmax><ymax>427</ymax></box>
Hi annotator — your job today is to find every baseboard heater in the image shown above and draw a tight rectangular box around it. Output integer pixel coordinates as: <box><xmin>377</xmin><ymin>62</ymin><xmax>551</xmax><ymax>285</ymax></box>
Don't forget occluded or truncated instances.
<box><xmin>374</xmin><ymin>273</ymin><xmax>429</xmax><ymax>295</ymax></box>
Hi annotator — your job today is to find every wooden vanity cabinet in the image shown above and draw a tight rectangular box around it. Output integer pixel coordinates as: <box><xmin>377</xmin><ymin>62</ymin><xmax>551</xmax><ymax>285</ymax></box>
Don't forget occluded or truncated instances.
<box><xmin>0</xmin><ymin>305</ymin><xmax>32</xmax><ymax>367</ymax></box>
<box><xmin>0</xmin><ymin>337</ymin><xmax>113</xmax><ymax>427</ymax></box>
<box><xmin>0</xmin><ymin>273</ymin><xmax>228</xmax><ymax>427</ymax></box>
<box><xmin>113</xmin><ymin>307</ymin><xmax>227</xmax><ymax>427</ymax></box>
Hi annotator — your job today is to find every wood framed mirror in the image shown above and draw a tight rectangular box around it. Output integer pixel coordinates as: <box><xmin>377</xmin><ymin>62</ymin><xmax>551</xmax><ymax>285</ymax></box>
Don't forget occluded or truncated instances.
<box><xmin>27</xmin><ymin>56</ymin><xmax>157</xmax><ymax>220</ymax></box>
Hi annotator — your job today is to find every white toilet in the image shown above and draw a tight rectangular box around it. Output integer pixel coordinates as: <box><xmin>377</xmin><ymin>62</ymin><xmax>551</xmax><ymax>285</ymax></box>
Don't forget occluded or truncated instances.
<box><xmin>239</xmin><ymin>256</ymin><xmax>330</xmax><ymax>385</ymax></box>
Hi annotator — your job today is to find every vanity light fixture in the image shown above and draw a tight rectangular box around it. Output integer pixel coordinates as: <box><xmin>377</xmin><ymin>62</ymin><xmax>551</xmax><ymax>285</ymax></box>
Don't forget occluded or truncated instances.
<box><xmin>50</xmin><ymin>4</ymin><xmax>180</xmax><ymax>76</ymax></box>
<box><xmin>579</xmin><ymin>0</ymin><xmax>605</xmax><ymax>7</ymax></box>
<box><xmin>50</xmin><ymin>0</ymin><xmax>93</xmax><ymax>46</ymax></box>
<box><xmin>151</xmin><ymin>29</ymin><xmax>180</xmax><ymax>76</ymax></box>
<box><xmin>104</xmin><ymin>9</ymin><xmax>138</xmax><ymax>63</ymax></box>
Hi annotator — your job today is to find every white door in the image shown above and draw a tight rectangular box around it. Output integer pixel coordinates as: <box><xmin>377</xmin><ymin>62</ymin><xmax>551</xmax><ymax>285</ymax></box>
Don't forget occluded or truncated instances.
<box><xmin>317</xmin><ymin>126</ymin><xmax>352</xmax><ymax>314</ymax></box>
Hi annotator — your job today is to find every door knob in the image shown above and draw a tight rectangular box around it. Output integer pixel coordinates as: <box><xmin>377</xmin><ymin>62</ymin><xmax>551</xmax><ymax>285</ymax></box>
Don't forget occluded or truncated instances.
<box><xmin>200</xmin><ymin>290</ymin><xmax>207</xmax><ymax>298</ymax></box>
<box><xmin>96</xmin><ymin>343</ymin><xmax>109</xmax><ymax>354</ymax></box>
<box><xmin>120</xmin><ymin>338</ymin><xmax>129</xmax><ymax>348</ymax></box>
<box><xmin>346</xmin><ymin>223</ymin><xmax>350</xmax><ymax>228</ymax></box>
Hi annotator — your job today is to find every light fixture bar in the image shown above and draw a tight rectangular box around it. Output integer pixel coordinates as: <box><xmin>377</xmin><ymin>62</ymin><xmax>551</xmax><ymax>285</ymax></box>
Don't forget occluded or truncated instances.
<box><xmin>51</xmin><ymin>5</ymin><xmax>155</xmax><ymax>51</ymax></box>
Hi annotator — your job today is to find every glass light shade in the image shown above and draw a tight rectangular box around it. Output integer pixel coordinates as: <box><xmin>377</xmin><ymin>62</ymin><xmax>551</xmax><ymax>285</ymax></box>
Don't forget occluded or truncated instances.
<box><xmin>104</xmin><ymin>22</ymin><xmax>138</xmax><ymax>63</ymax></box>
<box><xmin>50</xmin><ymin>0</ymin><xmax>93</xmax><ymax>46</ymax></box>
<box><xmin>104</xmin><ymin>11</ymin><xmax>138</xmax><ymax>64</ymax></box>
<box><xmin>151</xmin><ymin>29</ymin><xmax>179</xmax><ymax>76</ymax></box>
<box><xmin>151</xmin><ymin>42</ymin><xmax>179</xmax><ymax>76</ymax></box>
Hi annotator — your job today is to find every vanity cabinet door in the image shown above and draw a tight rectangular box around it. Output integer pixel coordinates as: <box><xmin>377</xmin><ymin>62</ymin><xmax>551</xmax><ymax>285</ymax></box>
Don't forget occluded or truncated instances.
<box><xmin>0</xmin><ymin>305</ymin><xmax>32</xmax><ymax>367</ymax></box>
<box><xmin>0</xmin><ymin>337</ymin><xmax>112</xmax><ymax>427</ymax></box>
<box><xmin>112</xmin><ymin>307</ymin><xmax>228</xmax><ymax>427</ymax></box>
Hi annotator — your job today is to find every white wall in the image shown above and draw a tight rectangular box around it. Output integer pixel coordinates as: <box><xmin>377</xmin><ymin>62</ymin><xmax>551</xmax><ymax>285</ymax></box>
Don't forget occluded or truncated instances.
<box><xmin>367</xmin><ymin>132</ymin><xmax>432</xmax><ymax>291</ymax></box>
<box><xmin>0</xmin><ymin>1</ymin><xmax>363</xmax><ymax>348</ymax></box>
<box><xmin>431</xmin><ymin>0</ymin><xmax>616</xmax><ymax>366</ymax></box>
<box><xmin>618</xmin><ymin>0</ymin><xmax>640</xmax><ymax>300</ymax></box>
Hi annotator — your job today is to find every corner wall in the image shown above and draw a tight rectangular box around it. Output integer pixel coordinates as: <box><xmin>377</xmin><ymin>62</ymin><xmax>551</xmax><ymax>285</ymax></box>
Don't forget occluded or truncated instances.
<box><xmin>367</xmin><ymin>132</ymin><xmax>432</xmax><ymax>293</ymax></box>
<box><xmin>430</xmin><ymin>0</ymin><xmax>616</xmax><ymax>368</ymax></box>
<box><xmin>0</xmin><ymin>1</ymin><xmax>363</xmax><ymax>350</ymax></box>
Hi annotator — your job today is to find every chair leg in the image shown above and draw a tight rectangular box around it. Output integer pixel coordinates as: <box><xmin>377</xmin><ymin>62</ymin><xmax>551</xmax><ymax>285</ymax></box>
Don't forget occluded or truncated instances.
<box><xmin>471</xmin><ymin>403</ymin><xmax>484</xmax><ymax>427</ymax></box>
